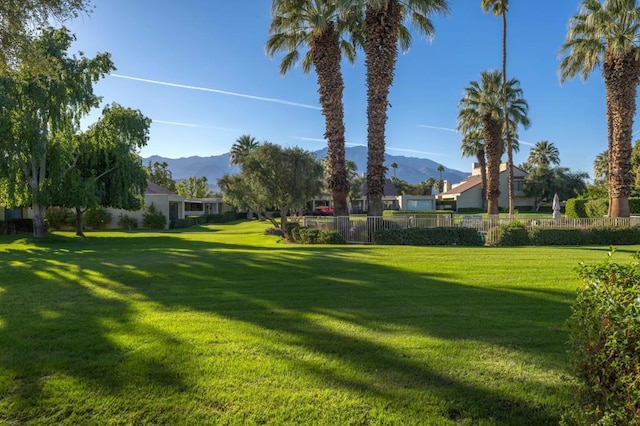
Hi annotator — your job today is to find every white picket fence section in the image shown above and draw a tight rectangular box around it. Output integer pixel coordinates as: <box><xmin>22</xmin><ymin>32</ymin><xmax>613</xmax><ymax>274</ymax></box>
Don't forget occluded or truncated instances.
<box><xmin>301</xmin><ymin>215</ymin><xmax>640</xmax><ymax>244</ymax></box>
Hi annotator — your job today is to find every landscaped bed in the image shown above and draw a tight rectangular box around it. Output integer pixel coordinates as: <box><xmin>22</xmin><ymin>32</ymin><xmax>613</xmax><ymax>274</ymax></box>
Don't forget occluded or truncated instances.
<box><xmin>1</xmin><ymin>220</ymin><xmax>637</xmax><ymax>424</ymax></box>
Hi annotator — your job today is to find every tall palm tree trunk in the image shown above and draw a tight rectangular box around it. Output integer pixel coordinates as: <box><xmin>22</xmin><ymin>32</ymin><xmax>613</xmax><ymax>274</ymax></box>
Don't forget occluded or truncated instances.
<box><xmin>365</xmin><ymin>0</ymin><xmax>400</xmax><ymax>216</ymax></box>
<box><xmin>483</xmin><ymin>115</ymin><xmax>502</xmax><ymax>216</ymax></box>
<box><xmin>501</xmin><ymin>5</ymin><xmax>515</xmax><ymax>217</ymax></box>
<box><xmin>311</xmin><ymin>23</ymin><xmax>350</xmax><ymax>216</ymax></box>
<box><xmin>604</xmin><ymin>51</ymin><xmax>640</xmax><ymax>217</ymax></box>
<box><xmin>477</xmin><ymin>150</ymin><xmax>487</xmax><ymax>211</ymax></box>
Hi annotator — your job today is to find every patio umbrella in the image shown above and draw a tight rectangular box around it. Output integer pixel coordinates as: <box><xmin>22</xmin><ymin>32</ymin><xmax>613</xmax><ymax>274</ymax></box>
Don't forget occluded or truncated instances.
<box><xmin>552</xmin><ymin>193</ymin><xmax>561</xmax><ymax>220</ymax></box>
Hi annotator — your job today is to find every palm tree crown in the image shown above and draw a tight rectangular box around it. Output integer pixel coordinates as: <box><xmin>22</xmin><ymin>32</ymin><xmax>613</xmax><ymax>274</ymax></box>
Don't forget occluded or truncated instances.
<box><xmin>230</xmin><ymin>134</ymin><xmax>259</xmax><ymax>166</ymax></box>
<box><xmin>526</xmin><ymin>140</ymin><xmax>560</xmax><ymax>170</ymax></box>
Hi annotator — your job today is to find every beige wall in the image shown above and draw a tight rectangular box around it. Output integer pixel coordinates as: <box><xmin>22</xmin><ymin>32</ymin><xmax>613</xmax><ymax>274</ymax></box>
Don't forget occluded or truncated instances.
<box><xmin>105</xmin><ymin>194</ymin><xmax>185</xmax><ymax>229</ymax></box>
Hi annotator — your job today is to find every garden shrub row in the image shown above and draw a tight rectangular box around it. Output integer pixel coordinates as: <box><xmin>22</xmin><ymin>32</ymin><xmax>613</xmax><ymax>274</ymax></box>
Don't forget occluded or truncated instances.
<box><xmin>567</xmin><ymin>196</ymin><xmax>640</xmax><ymax>218</ymax></box>
<box><xmin>489</xmin><ymin>222</ymin><xmax>640</xmax><ymax>246</ymax></box>
<box><xmin>204</xmin><ymin>211</ymin><xmax>246</xmax><ymax>223</ymax></box>
<box><xmin>373</xmin><ymin>227</ymin><xmax>484</xmax><ymax>246</ymax></box>
<box><xmin>565</xmin><ymin>255</ymin><xmax>640</xmax><ymax>424</ymax></box>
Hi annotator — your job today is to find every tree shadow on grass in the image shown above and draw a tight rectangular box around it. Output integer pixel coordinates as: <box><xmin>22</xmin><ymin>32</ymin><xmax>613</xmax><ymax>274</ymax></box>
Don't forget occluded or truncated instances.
<box><xmin>0</xmin><ymin>232</ymin><xmax>582</xmax><ymax>424</ymax></box>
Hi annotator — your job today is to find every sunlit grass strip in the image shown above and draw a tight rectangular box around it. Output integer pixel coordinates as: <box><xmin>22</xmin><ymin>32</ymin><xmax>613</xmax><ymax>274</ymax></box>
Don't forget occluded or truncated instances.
<box><xmin>0</xmin><ymin>221</ymin><xmax>637</xmax><ymax>424</ymax></box>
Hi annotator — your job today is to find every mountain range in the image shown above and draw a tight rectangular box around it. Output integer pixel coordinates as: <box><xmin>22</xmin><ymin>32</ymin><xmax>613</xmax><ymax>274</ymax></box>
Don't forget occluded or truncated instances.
<box><xmin>144</xmin><ymin>146</ymin><xmax>469</xmax><ymax>192</ymax></box>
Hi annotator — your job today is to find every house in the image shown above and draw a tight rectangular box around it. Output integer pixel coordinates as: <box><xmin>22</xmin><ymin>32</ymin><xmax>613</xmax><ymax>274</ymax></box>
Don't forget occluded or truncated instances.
<box><xmin>352</xmin><ymin>179</ymin><xmax>400</xmax><ymax>213</ymax></box>
<box><xmin>106</xmin><ymin>182</ymin><xmax>185</xmax><ymax>229</ymax></box>
<box><xmin>436</xmin><ymin>163</ymin><xmax>536</xmax><ymax>210</ymax></box>
<box><xmin>184</xmin><ymin>197</ymin><xmax>232</xmax><ymax>216</ymax></box>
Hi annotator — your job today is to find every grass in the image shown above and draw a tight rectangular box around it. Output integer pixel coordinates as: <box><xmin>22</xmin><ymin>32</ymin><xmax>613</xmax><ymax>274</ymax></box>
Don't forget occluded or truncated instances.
<box><xmin>0</xmin><ymin>220</ymin><xmax>637</xmax><ymax>425</ymax></box>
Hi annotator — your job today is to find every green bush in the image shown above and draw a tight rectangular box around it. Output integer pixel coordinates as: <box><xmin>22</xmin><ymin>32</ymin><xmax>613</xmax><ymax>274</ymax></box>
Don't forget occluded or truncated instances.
<box><xmin>45</xmin><ymin>207</ymin><xmax>74</xmax><ymax>230</ymax></box>
<box><xmin>588</xmin><ymin>226</ymin><xmax>640</xmax><ymax>245</ymax></box>
<box><xmin>284</xmin><ymin>222</ymin><xmax>301</xmax><ymax>242</ymax></box>
<box><xmin>117</xmin><ymin>214</ymin><xmax>138</xmax><ymax>230</ymax></box>
<box><xmin>351</xmin><ymin>219</ymin><xmax>401</xmax><ymax>243</ymax></box>
<box><xmin>565</xmin><ymin>198</ymin><xmax>588</xmax><ymax>218</ymax></box>
<box><xmin>585</xmin><ymin>198</ymin><xmax>608</xmax><ymax>218</ymax></box>
<box><xmin>170</xmin><ymin>218</ymin><xmax>198</xmax><ymax>229</ymax></box>
<box><xmin>629</xmin><ymin>197</ymin><xmax>640</xmax><ymax>214</ymax></box>
<box><xmin>528</xmin><ymin>228</ymin><xmax>586</xmax><ymax>246</ymax></box>
<box><xmin>291</xmin><ymin>227</ymin><xmax>345</xmax><ymax>244</ymax></box>
<box><xmin>488</xmin><ymin>221</ymin><xmax>529</xmax><ymax>246</ymax></box>
<box><xmin>373</xmin><ymin>227</ymin><xmax>483</xmax><ymax>246</ymax></box>
<box><xmin>84</xmin><ymin>208</ymin><xmax>112</xmax><ymax>229</ymax></box>
<box><xmin>142</xmin><ymin>203</ymin><xmax>166</xmax><ymax>229</ymax></box>
<box><xmin>565</xmin><ymin>255</ymin><xmax>640</xmax><ymax>425</ymax></box>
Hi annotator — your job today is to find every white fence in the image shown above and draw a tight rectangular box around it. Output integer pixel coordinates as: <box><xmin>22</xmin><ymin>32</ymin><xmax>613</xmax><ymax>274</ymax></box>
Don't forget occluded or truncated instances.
<box><xmin>301</xmin><ymin>215</ymin><xmax>640</xmax><ymax>244</ymax></box>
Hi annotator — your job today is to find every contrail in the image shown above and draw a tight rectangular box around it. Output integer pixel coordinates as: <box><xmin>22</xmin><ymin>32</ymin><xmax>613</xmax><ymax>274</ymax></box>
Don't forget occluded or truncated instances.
<box><xmin>418</xmin><ymin>124</ymin><xmax>459</xmax><ymax>133</ymax></box>
<box><xmin>110</xmin><ymin>74</ymin><xmax>322</xmax><ymax>110</ymax></box>
<box><xmin>153</xmin><ymin>119</ymin><xmax>238</xmax><ymax>132</ymax></box>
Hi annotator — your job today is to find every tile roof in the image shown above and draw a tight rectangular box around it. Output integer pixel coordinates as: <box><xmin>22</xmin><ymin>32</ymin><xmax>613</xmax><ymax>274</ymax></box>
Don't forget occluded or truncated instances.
<box><xmin>438</xmin><ymin>175</ymin><xmax>482</xmax><ymax>196</ymax></box>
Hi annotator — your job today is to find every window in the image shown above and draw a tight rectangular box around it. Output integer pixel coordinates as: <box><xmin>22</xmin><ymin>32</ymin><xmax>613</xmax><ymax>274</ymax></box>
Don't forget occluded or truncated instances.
<box><xmin>513</xmin><ymin>180</ymin><xmax>524</xmax><ymax>192</ymax></box>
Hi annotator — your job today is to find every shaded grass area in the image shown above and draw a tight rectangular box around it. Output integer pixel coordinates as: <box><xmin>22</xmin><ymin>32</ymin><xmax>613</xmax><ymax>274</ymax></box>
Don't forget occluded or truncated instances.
<box><xmin>0</xmin><ymin>222</ymin><xmax>636</xmax><ymax>424</ymax></box>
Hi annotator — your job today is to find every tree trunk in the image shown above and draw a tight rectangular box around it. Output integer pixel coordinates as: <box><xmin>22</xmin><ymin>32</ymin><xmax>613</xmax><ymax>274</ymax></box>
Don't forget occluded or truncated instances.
<box><xmin>501</xmin><ymin>4</ymin><xmax>514</xmax><ymax>217</ymax></box>
<box><xmin>75</xmin><ymin>206</ymin><xmax>85</xmax><ymax>237</ymax></box>
<box><xmin>603</xmin><ymin>50</ymin><xmax>640</xmax><ymax>217</ymax></box>
<box><xmin>483</xmin><ymin>115</ymin><xmax>502</xmax><ymax>216</ymax></box>
<box><xmin>32</xmin><ymin>201</ymin><xmax>46</xmax><ymax>238</ymax></box>
<box><xmin>311</xmin><ymin>23</ymin><xmax>350</xmax><ymax>217</ymax></box>
<box><xmin>365</xmin><ymin>1</ymin><xmax>400</xmax><ymax>217</ymax></box>
<box><xmin>477</xmin><ymin>150</ymin><xmax>488</xmax><ymax>212</ymax></box>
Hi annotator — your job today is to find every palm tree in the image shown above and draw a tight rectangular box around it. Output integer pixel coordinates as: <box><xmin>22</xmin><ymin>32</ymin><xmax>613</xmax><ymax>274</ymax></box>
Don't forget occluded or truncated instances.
<box><xmin>560</xmin><ymin>0</ymin><xmax>640</xmax><ymax>217</ymax></box>
<box><xmin>230</xmin><ymin>134</ymin><xmax>259</xmax><ymax>166</ymax></box>
<box><xmin>526</xmin><ymin>140</ymin><xmax>560</xmax><ymax>170</ymax></box>
<box><xmin>482</xmin><ymin>0</ymin><xmax>516</xmax><ymax>216</ymax></box>
<box><xmin>594</xmin><ymin>150</ymin><xmax>608</xmax><ymax>184</ymax></box>
<box><xmin>457</xmin><ymin>70</ymin><xmax>529</xmax><ymax>215</ymax></box>
<box><xmin>362</xmin><ymin>0</ymin><xmax>449</xmax><ymax>216</ymax></box>
<box><xmin>267</xmin><ymin>0</ymin><xmax>361</xmax><ymax>217</ymax></box>
<box><xmin>390</xmin><ymin>161</ymin><xmax>398</xmax><ymax>178</ymax></box>
<box><xmin>459</xmin><ymin>128</ymin><xmax>488</xmax><ymax>211</ymax></box>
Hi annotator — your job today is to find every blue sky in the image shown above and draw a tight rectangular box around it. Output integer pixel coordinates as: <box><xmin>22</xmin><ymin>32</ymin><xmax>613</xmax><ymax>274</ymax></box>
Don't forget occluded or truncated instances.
<box><xmin>66</xmin><ymin>0</ymin><xmax>616</xmax><ymax>177</ymax></box>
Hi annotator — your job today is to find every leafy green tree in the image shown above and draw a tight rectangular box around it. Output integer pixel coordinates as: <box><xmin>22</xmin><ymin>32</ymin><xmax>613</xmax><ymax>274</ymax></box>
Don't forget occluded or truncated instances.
<box><xmin>229</xmin><ymin>134</ymin><xmax>259</xmax><ymax>166</ymax></box>
<box><xmin>175</xmin><ymin>176</ymin><xmax>212</xmax><ymax>198</ymax></box>
<box><xmin>457</xmin><ymin>70</ymin><xmax>529</xmax><ymax>216</ymax></box>
<box><xmin>560</xmin><ymin>0</ymin><xmax>640</xmax><ymax>217</ymax></box>
<box><xmin>267</xmin><ymin>0</ymin><xmax>362</xmax><ymax>216</ymax></box>
<box><xmin>524</xmin><ymin>166</ymin><xmax>588</xmax><ymax>209</ymax></box>
<box><xmin>50</xmin><ymin>103</ymin><xmax>150</xmax><ymax>236</ymax></box>
<box><xmin>145</xmin><ymin>161</ymin><xmax>176</xmax><ymax>192</ymax></box>
<box><xmin>218</xmin><ymin>143</ymin><xmax>323</xmax><ymax>229</ymax></box>
<box><xmin>0</xmin><ymin>0</ymin><xmax>90</xmax><ymax>61</ymax></box>
<box><xmin>0</xmin><ymin>27</ymin><xmax>114</xmax><ymax>238</ymax></box>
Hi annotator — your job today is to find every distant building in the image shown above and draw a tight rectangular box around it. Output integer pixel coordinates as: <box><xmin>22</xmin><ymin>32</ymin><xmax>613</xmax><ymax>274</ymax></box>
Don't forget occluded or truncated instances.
<box><xmin>437</xmin><ymin>163</ymin><xmax>536</xmax><ymax>211</ymax></box>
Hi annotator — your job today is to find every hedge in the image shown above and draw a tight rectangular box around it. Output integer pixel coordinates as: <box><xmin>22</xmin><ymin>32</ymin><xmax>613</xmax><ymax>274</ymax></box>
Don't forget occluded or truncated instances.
<box><xmin>489</xmin><ymin>226</ymin><xmax>640</xmax><ymax>246</ymax></box>
<box><xmin>565</xmin><ymin>255</ymin><xmax>640</xmax><ymax>424</ymax></box>
<box><xmin>288</xmin><ymin>226</ymin><xmax>345</xmax><ymax>244</ymax></box>
<box><xmin>373</xmin><ymin>227</ymin><xmax>483</xmax><ymax>246</ymax></box>
<box><xmin>0</xmin><ymin>219</ymin><xmax>34</xmax><ymax>235</ymax></box>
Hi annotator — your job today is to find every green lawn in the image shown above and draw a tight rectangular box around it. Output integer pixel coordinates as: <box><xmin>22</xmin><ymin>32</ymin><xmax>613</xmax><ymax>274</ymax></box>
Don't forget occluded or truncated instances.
<box><xmin>0</xmin><ymin>221</ymin><xmax>636</xmax><ymax>425</ymax></box>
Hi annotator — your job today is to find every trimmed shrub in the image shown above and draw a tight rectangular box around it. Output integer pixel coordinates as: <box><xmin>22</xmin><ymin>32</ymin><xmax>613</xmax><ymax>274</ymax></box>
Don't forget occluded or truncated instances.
<box><xmin>588</xmin><ymin>226</ymin><xmax>640</xmax><ymax>245</ymax></box>
<box><xmin>84</xmin><ymin>208</ymin><xmax>112</xmax><ymax>229</ymax></box>
<box><xmin>565</xmin><ymin>255</ymin><xmax>640</xmax><ymax>425</ymax></box>
<box><xmin>45</xmin><ymin>207</ymin><xmax>74</xmax><ymax>230</ymax></box>
<box><xmin>585</xmin><ymin>198</ymin><xmax>608</xmax><ymax>218</ymax></box>
<box><xmin>291</xmin><ymin>227</ymin><xmax>345</xmax><ymax>244</ymax></box>
<box><xmin>565</xmin><ymin>198</ymin><xmax>588</xmax><ymax>218</ymax></box>
<box><xmin>529</xmin><ymin>228</ymin><xmax>586</xmax><ymax>246</ymax></box>
<box><xmin>488</xmin><ymin>221</ymin><xmax>529</xmax><ymax>246</ymax></box>
<box><xmin>117</xmin><ymin>214</ymin><xmax>138</xmax><ymax>230</ymax></box>
<box><xmin>142</xmin><ymin>203</ymin><xmax>167</xmax><ymax>229</ymax></box>
<box><xmin>374</xmin><ymin>227</ymin><xmax>483</xmax><ymax>246</ymax></box>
